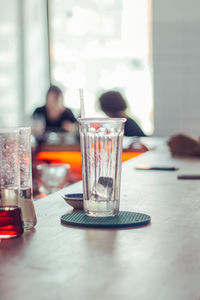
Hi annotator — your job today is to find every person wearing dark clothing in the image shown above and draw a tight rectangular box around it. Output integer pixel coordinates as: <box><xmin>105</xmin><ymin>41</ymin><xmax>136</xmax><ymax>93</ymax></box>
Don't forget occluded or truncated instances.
<box><xmin>32</xmin><ymin>85</ymin><xmax>77</xmax><ymax>134</ymax></box>
<box><xmin>33</xmin><ymin>105</ymin><xmax>76</xmax><ymax>132</ymax></box>
<box><xmin>98</xmin><ymin>90</ymin><xmax>145</xmax><ymax>137</ymax></box>
<box><xmin>124</xmin><ymin>117</ymin><xmax>145</xmax><ymax>137</ymax></box>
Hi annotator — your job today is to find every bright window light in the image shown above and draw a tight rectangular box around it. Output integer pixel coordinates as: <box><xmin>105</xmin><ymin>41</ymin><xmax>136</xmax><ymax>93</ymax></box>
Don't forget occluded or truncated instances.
<box><xmin>49</xmin><ymin>0</ymin><xmax>153</xmax><ymax>134</ymax></box>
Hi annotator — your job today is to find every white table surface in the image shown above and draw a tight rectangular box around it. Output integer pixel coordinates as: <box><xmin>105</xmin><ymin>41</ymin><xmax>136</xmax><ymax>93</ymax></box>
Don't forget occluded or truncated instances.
<box><xmin>1</xmin><ymin>138</ymin><xmax>200</xmax><ymax>300</ymax></box>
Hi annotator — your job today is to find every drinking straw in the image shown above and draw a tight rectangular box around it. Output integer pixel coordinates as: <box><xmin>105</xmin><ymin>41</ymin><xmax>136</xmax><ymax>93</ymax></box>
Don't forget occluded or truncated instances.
<box><xmin>79</xmin><ymin>88</ymin><xmax>85</xmax><ymax>118</ymax></box>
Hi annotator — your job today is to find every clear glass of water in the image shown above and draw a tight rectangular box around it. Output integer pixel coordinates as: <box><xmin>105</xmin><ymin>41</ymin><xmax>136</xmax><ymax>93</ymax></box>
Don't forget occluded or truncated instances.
<box><xmin>79</xmin><ymin>118</ymin><xmax>126</xmax><ymax>217</ymax></box>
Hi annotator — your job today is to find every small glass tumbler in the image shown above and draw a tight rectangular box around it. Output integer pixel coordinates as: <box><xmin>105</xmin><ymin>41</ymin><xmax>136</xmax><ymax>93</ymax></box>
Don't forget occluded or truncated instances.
<box><xmin>18</xmin><ymin>127</ymin><xmax>37</xmax><ymax>229</ymax></box>
<box><xmin>36</xmin><ymin>163</ymin><xmax>70</xmax><ymax>194</ymax></box>
<box><xmin>0</xmin><ymin>128</ymin><xmax>20</xmax><ymax>206</ymax></box>
<box><xmin>79</xmin><ymin>118</ymin><xmax>126</xmax><ymax>217</ymax></box>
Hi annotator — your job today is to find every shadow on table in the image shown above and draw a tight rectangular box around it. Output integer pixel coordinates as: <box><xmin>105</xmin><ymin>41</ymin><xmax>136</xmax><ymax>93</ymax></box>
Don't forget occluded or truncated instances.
<box><xmin>0</xmin><ymin>228</ymin><xmax>36</xmax><ymax>257</ymax></box>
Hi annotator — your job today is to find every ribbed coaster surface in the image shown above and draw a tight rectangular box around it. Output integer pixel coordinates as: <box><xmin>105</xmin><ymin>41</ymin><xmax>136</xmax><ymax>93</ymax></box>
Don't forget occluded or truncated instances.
<box><xmin>61</xmin><ymin>211</ymin><xmax>151</xmax><ymax>228</ymax></box>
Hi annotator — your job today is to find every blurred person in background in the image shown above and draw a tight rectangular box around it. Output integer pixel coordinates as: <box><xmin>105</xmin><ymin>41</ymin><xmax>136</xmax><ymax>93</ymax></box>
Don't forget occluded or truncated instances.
<box><xmin>168</xmin><ymin>133</ymin><xmax>200</xmax><ymax>156</ymax></box>
<box><xmin>98</xmin><ymin>90</ymin><xmax>145</xmax><ymax>137</ymax></box>
<box><xmin>32</xmin><ymin>85</ymin><xmax>77</xmax><ymax>136</ymax></box>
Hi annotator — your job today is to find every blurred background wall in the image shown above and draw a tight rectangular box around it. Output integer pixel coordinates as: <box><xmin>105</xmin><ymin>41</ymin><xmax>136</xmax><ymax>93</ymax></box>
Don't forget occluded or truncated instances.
<box><xmin>0</xmin><ymin>0</ymin><xmax>49</xmax><ymax>127</ymax></box>
<box><xmin>0</xmin><ymin>0</ymin><xmax>200</xmax><ymax>137</ymax></box>
<box><xmin>0</xmin><ymin>0</ymin><xmax>22</xmax><ymax>126</ymax></box>
<box><xmin>153</xmin><ymin>0</ymin><xmax>200</xmax><ymax>136</ymax></box>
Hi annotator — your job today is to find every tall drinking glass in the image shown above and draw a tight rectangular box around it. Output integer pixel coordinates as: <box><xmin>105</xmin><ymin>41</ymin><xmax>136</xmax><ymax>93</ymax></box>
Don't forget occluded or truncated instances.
<box><xmin>18</xmin><ymin>127</ymin><xmax>37</xmax><ymax>229</ymax></box>
<box><xmin>79</xmin><ymin>118</ymin><xmax>126</xmax><ymax>217</ymax></box>
<box><xmin>0</xmin><ymin>128</ymin><xmax>23</xmax><ymax>238</ymax></box>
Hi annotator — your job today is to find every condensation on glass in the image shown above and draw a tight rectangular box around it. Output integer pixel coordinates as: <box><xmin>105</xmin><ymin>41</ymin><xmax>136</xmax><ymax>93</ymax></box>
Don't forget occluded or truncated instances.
<box><xmin>0</xmin><ymin>128</ymin><xmax>20</xmax><ymax>206</ymax></box>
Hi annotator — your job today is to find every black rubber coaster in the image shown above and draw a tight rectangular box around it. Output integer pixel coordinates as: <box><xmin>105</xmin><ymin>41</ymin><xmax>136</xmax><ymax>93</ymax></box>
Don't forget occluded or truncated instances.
<box><xmin>61</xmin><ymin>211</ymin><xmax>151</xmax><ymax>228</ymax></box>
